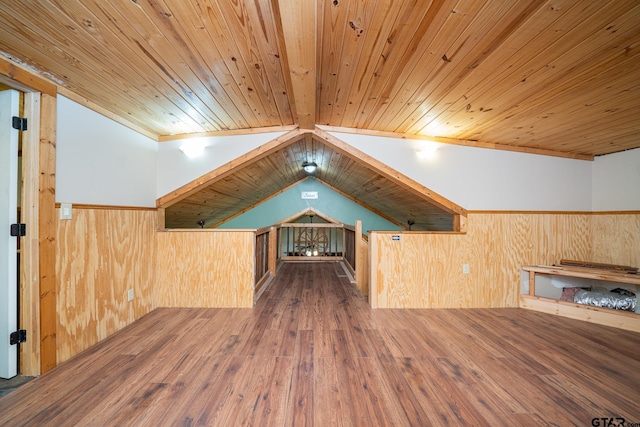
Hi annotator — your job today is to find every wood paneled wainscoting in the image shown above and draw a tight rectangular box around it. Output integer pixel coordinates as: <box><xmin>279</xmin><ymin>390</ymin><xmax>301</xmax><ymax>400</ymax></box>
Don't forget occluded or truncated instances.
<box><xmin>1</xmin><ymin>263</ymin><xmax>639</xmax><ymax>425</ymax></box>
<box><xmin>591</xmin><ymin>212</ymin><xmax>640</xmax><ymax>266</ymax></box>
<box><xmin>370</xmin><ymin>212</ymin><xmax>640</xmax><ymax>310</ymax></box>
<box><xmin>56</xmin><ymin>206</ymin><xmax>158</xmax><ymax>364</ymax></box>
<box><xmin>156</xmin><ymin>229</ymin><xmax>255</xmax><ymax>308</ymax></box>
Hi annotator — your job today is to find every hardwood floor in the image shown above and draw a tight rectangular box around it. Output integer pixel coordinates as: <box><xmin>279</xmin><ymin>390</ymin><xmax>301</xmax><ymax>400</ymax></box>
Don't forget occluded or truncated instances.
<box><xmin>1</xmin><ymin>262</ymin><xmax>640</xmax><ymax>426</ymax></box>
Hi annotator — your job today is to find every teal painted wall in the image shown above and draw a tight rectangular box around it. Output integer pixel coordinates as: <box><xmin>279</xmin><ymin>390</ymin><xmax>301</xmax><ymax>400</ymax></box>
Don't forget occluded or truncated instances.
<box><xmin>218</xmin><ymin>178</ymin><xmax>402</xmax><ymax>234</ymax></box>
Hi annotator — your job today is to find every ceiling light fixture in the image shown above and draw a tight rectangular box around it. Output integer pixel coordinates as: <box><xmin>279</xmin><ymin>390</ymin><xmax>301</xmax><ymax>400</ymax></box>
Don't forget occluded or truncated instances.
<box><xmin>302</xmin><ymin>161</ymin><xmax>317</xmax><ymax>174</ymax></box>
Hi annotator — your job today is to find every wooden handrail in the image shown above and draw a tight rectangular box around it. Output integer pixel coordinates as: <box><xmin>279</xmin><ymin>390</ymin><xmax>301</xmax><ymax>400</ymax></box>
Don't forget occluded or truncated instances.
<box><xmin>255</xmin><ymin>226</ymin><xmax>272</xmax><ymax>235</ymax></box>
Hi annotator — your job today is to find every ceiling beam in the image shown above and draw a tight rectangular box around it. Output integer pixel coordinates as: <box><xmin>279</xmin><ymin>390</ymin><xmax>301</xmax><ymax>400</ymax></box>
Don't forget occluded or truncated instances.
<box><xmin>275</xmin><ymin>0</ymin><xmax>317</xmax><ymax>129</ymax></box>
<box><xmin>157</xmin><ymin>125</ymin><xmax>298</xmax><ymax>142</ymax></box>
<box><xmin>0</xmin><ymin>55</ymin><xmax>56</xmax><ymax>95</ymax></box>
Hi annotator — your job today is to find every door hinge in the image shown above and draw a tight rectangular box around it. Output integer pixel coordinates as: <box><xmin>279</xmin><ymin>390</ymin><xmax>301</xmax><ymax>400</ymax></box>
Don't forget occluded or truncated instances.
<box><xmin>10</xmin><ymin>330</ymin><xmax>27</xmax><ymax>345</ymax></box>
<box><xmin>10</xmin><ymin>223</ymin><xmax>26</xmax><ymax>237</ymax></box>
<box><xmin>12</xmin><ymin>116</ymin><xmax>27</xmax><ymax>131</ymax></box>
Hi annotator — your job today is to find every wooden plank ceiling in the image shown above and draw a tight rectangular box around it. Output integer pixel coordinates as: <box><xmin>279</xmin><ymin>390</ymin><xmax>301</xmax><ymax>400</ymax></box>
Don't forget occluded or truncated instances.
<box><xmin>1</xmin><ymin>1</ymin><xmax>638</xmax><ymax>228</ymax></box>
<box><xmin>162</xmin><ymin>129</ymin><xmax>459</xmax><ymax>230</ymax></box>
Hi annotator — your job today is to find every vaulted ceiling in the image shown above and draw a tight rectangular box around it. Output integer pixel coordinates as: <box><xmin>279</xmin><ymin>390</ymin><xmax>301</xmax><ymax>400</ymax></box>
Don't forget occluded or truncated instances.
<box><xmin>1</xmin><ymin>1</ymin><xmax>638</xmax><ymax>228</ymax></box>
<box><xmin>159</xmin><ymin>128</ymin><xmax>465</xmax><ymax>230</ymax></box>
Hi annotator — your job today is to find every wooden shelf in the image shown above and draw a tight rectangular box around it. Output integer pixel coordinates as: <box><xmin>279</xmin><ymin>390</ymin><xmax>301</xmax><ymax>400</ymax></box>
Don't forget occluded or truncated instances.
<box><xmin>520</xmin><ymin>295</ymin><xmax>640</xmax><ymax>332</ymax></box>
<box><xmin>523</xmin><ymin>265</ymin><xmax>640</xmax><ymax>287</ymax></box>
<box><xmin>520</xmin><ymin>264</ymin><xmax>639</xmax><ymax>332</ymax></box>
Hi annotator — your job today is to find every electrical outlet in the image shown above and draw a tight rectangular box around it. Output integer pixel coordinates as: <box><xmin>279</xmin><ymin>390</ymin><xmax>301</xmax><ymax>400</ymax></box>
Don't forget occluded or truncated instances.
<box><xmin>463</xmin><ymin>264</ymin><xmax>470</xmax><ymax>274</ymax></box>
<box><xmin>127</xmin><ymin>289</ymin><xmax>134</xmax><ymax>301</ymax></box>
<box><xmin>60</xmin><ymin>203</ymin><xmax>73</xmax><ymax>220</ymax></box>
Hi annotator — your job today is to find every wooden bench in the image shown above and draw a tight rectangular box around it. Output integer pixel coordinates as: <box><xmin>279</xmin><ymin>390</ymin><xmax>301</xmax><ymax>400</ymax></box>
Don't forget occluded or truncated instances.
<box><xmin>520</xmin><ymin>264</ymin><xmax>640</xmax><ymax>332</ymax></box>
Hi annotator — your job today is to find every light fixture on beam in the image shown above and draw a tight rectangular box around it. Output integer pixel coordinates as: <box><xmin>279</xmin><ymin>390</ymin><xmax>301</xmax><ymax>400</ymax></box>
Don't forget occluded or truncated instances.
<box><xmin>302</xmin><ymin>161</ymin><xmax>317</xmax><ymax>174</ymax></box>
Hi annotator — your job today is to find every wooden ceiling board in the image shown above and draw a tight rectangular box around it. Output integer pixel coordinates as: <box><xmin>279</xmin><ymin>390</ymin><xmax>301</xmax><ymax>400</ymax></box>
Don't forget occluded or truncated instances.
<box><xmin>164</xmin><ymin>130</ymin><xmax>457</xmax><ymax>230</ymax></box>
<box><xmin>0</xmin><ymin>4</ymin><xmax>156</xmax><ymax>127</ymax></box>
<box><xmin>131</xmin><ymin>0</ymin><xmax>254</xmax><ymax>129</ymax></box>
<box><xmin>322</xmin><ymin>0</ymin><xmax>379</xmax><ymax>126</ymax></box>
<box><xmin>383</xmin><ymin>0</ymin><xmax>545</xmax><ymax>133</ymax></box>
<box><xmin>5</xmin><ymin>1</ymin><xmax>214</xmax><ymax>134</ymax></box>
<box><xmin>79</xmin><ymin>1</ymin><xmax>225</xmax><ymax>132</ymax></box>
<box><xmin>277</xmin><ymin>0</ymin><xmax>317</xmax><ymax>128</ymax></box>
<box><xmin>2</xmin><ymin>1</ymin><xmax>639</xmax><ymax>229</ymax></box>
<box><xmin>165</xmin><ymin>1</ymin><xmax>255</xmax><ymax>127</ymax></box>
<box><xmin>416</xmin><ymin>1</ymin><xmax>640</xmax><ymax>152</ymax></box>
<box><xmin>364</xmin><ymin>0</ymin><xmax>522</xmax><ymax>131</ymax></box>
<box><xmin>211</xmin><ymin>0</ymin><xmax>292</xmax><ymax>124</ymax></box>
<box><xmin>338</xmin><ymin>0</ymin><xmax>462</xmax><ymax>129</ymax></box>
<box><xmin>1</xmin><ymin>0</ymin><xmax>639</xmax><ymax>156</ymax></box>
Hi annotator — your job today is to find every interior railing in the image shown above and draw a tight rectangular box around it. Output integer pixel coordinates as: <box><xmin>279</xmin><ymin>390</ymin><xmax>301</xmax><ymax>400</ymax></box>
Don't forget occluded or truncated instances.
<box><xmin>278</xmin><ymin>223</ymin><xmax>349</xmax><ymax>260</ymax></box>
<box><xmin>344</xmin><ymin>227</ymin><xmax>355</xmax><ymax>270</ymax></box>
<box><xmin>255</xmin><ymin>227</ymin><xmax>269</xmax><ymax>284</ymax></box>
<box><xmin>254</xmin><ymin>222</ymin><xmax>366</xmax><ymax>302</ymax></box>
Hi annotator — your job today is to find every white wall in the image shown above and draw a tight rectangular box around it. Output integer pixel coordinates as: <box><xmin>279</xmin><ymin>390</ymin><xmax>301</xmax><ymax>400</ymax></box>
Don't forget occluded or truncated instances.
<box><xmin>55</xmin><ymin>94</ymin><xmax>637</xmax><ymax>212</ymax></box>
<box><xmin>156</xmin><ymin>132</ymin><xmax>286</xmax><ymax>197</ymax></box>
<box><xmin>592</xmin><ymin>147</ymin><xmax>640</xmax><ymax>211</ymax></box>
<box><xmin>334</xmin><ymin>132</ymin><xmax>594</xmax><ymax>211</ymax></box>
<box><xmin>56</xmin><ymin>95</ymin><xmax>157</xmax><ymax>207</ymax></box>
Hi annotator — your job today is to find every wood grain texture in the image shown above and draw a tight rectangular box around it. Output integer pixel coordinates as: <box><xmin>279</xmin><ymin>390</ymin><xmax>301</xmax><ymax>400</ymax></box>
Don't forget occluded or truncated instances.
<box><xmin>591</xmin><ymin>213</ymin><xmax>640</xmax><ymax>267</ymax></box>
<box><xmin>521</xmin><ymin>295</ymin><xmax>640</xmax><ymax>332</ymax></box>
<box><xmin>18</xmin><ymin>92</ymin><xmax>41</xmax><ymax>376</ymax></box>
<box><xmin>158</xmin><ymin>128</ymin><xmax>303</xmax><ymax>209</ymax></box>
<box><xmin>1</xmin><ymin>263</ymin><xmax>639</xmax><ymax>426</ymax></box>
<box><xmin>38</xmin><ymin>93</ymin><xmax>57</xmax><ymax>373</ymax></box>
<box><xmin>277</xmin><ymin>0</ymin><xmax>316</xmax><ymax>128</ymax></box>
<box><xmin>0</xmin><ymin>55</ymin><xmax>56</xmax><ymax>96</ymax></box>
<box><xmin>371</xmin><ymin>213</ymin><xmax>597</xmax><ymax>309</ymax></box>
<box><xmin>355</xmin><ymin>220</ymin><xmax>368</xmax><ymax>296</ymax></box>
<box><xmin>1</xmin><ymin>1</ymin><xmax>639</xmax><ymax>157</ymax></box>
<box><xmin>156</xmin><ymin>230</ymin><xmax>255</xmax><ymax>308</ymax></box>
<box><xmin>56</xmin><ymin>208</ymin><xmax>157</xmax><ymax>364</ymax></box>
<box><xmin>163</xmin><ymin>130</ymin><xmax>460</xmax><ymax>231</ymax></box>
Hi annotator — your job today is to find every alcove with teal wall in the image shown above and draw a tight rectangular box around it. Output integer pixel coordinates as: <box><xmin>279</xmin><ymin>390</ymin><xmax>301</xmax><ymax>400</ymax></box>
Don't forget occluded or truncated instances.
<box><xmin>217</xmin><ymin>178</ymin><xmax>402</xmax><ymax>234</ymax></box>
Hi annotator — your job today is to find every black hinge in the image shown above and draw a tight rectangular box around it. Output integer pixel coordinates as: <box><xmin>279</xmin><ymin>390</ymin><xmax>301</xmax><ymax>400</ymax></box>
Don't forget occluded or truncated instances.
<box><xmin>10</xmin><ymin>223</ymin><xmax>26</xmax><ymax>237</ymax></box>
<box><xmin>12</xmin><ymin>116</ymin><xmax>27</xmax><ymax>131</ymax></box>
<box><xmin>10</xmin><ymin>330</ymin><xmax>27</xmax><ymax>345</ymax></box>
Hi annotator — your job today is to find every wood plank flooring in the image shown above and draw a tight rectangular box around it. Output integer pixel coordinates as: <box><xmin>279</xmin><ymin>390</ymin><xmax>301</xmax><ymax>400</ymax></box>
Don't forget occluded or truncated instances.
<box><xmin>1</xmin><ymin>262</ymin><xmax>640</xmax><ymax>426</ymax></box>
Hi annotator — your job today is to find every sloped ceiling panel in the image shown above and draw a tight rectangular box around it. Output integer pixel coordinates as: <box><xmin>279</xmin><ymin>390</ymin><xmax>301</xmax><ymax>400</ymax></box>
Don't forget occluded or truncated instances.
<box><xmin>163</xmin><ymin>131</ymin><xmax>460</xmax><ymax>231</ymax></box>
<box><xmin>0</xmin><ymin>1</ymin><xmax>638</xmax><ymax>156</ymax></box>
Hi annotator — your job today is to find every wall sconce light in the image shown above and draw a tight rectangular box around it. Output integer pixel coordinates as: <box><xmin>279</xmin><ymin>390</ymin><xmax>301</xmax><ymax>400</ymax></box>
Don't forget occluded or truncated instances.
<box><xmin>302</xmin><ymin>161</ymin><xmax>317</xmax><ymax>174</ymax></box>
<box><xmin>179</xmin><ymin>141</ymin><xmax>205</xmax><ymax>158</ymax></box>
<box><xmin>416</xmin><ymin>141</ymin><xmax>440</xmax><ymax>160</ymax></box>
<box><xmin>407</xmin><ymin>219</ymin><xmax>415</xmax><ymax>230</ymax></box>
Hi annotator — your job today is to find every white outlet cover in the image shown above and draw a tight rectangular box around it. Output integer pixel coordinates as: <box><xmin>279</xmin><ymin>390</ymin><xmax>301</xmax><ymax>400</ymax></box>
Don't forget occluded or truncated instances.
<box><xmin>127</xmin><ymin>289</ymin><xmax>134</xmax><ymax>301</ymax></box>
<box><xmin>463</xmin><ymin>264</ymin><xmax>470</xmax><ymax>274</ymax></box>
<box><xmin>60</xmin><ymin>203</ymin><xmax>72</xmax><ymax>220</ymax></box>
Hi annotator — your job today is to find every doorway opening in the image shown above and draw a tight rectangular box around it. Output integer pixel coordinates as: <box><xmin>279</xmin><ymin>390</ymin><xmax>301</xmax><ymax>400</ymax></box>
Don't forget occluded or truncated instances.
<box><xmin>0</xmin><ymin>88</ymin><xmax>21</xmax><ymax>379</ymax></box>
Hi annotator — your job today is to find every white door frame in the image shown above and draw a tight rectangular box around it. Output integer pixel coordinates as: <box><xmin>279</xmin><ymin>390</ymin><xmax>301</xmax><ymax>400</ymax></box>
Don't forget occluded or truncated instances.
<box><xmin>0</xmin><ymin>89</ymin><xmax>20</xmax><ymax>379</ymax></box>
